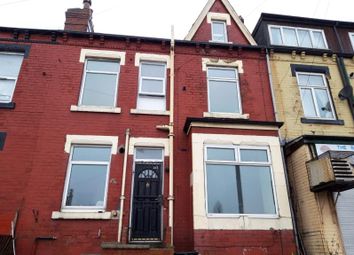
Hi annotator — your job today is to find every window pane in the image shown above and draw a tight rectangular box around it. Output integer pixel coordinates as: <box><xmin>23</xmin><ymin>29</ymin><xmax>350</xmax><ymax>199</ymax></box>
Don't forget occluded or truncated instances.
<box><xmin>314</xmin><ymin>89</ymin><xmax>334</xmax><ymax>118</ymax></box>
<box><xmin>81</xmin><ymin>73</ymin><xmax>117</xmax><ymax>106</ymax></box>
<box><xmin>240</xmin><ymin>166</ymin><xmax>276</xmax><ymax>214</ymax></box>
<box><xmin>209</xmin><ymin>80</ymin><xmax>239</xmax><ymax>113</ymax></box>
<box><xmin>136</xmin><ymin>148</ymin><xmax>163</xmax><ymax>160</ymax></box>
<box><xmin>301</xmin><ymin>88</ymin><xmax>317</xmax><ymax>117</ymax></box>
<box><xmin>312</xmin><ymin>31</ymin><xmax>326</xmax><ymax>48</ymax></box>
<box><xmin>270</xmin><ymin>27</ymin><xmax>282</xmax><ymax>45</ymax></box>
<box><xmin>86</xmin><ymin>60</ymin><xmax>120</xmax><ymax>73</ymax></box>
<box><xmin>137</xmin><ymin>95</ymin><xmax>165</xmax><ymax>111</ymax></box>
<box><xmin>298</xmin><ymin>74</ymin><xmax>325</xmax><ymax>86</ymax></box>
<box><xmin>298</xmin><ymin>30</ymin><xmax>312</xmax><ymax>48</ymax></box>
<box><xmin>208</xmin><ymin>68</ymin><xmax>236</xmax><ymax>79</ymax></box>
<box><xmin>212</xmin><ymin>21</ymin><xmax>226</xmax><ymax>42</ymax></box>
<box><xmin>65</xmin><ymin>164</ymin><xmax>107</xmax><ymax>207</ymax></box>
<box><xmin>141</xmin><ymin>63</ymin><xmax>165</xmax><ymax>78</ymax></box>
<box><xmin>72</xmin><ymin>146</ymin><xmax>111</xmax><ymax>161</ymax></box>
<box><xmin>207</xmin><ymin>148</ymin><xmax>235</xmax><ymax>161</ymax></box>
<box><xmin>0</xmin><ymin>54</ymin><xmax>23</xmax><ymax>77</ymax></box>
<box><xmin>141</xmin><ymin>79</ymin><xmax>164</xmax><ymax>94</ymax></box>
<box><xmin>206</xmin><ymin>164</ymin><xmax>239</xmax><ymax>214</ymax></box>
<box><xmin>0</xmin><ymin>79</ymin><xmax>16</xmax><ymax>102</ymax></box>
<box><xmin>283</xmin><ymin>28</ymin><xmax>298</xmax><ymax>46</ymax></box>
<box><xmin>240</xmin><ymin>149</ymin><xmax>268</xmax><ymax>162</ymax></box>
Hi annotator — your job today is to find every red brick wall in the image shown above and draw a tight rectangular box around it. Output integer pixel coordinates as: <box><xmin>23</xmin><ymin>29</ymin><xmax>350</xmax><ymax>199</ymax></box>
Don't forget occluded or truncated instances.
<box><xmin>0</xmin><ymin>20</ymin><xmax>278</xmax><ymax>254</ymax></box>
<box><xmin>194</xmin><ymin>230</ymin><xmax>296</xmax><ymax>255</ymax></box>
<box><xmin>191</xmin><ymin>0</ymin><xmax>250</xmax><ymax>44</ymax></box>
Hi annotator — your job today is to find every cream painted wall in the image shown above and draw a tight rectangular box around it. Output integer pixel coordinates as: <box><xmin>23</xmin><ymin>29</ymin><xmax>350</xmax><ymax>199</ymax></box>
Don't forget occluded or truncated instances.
<box><xmin>191</xmin><ymin>133</ymin><xmax>293</xmax><ymax>230</ymax></box>
<box><xmin>270</xmin><ymin>53</ymin><xmax>354</xmax><ymax>141</ymax></box>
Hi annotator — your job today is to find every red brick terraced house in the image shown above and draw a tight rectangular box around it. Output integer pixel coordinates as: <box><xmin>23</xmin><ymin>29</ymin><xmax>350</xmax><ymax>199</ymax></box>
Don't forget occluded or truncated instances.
<box><xmin>0</xmin><ymin>0</ymin><xmax>296</xmax><ymax>254</ymax></box>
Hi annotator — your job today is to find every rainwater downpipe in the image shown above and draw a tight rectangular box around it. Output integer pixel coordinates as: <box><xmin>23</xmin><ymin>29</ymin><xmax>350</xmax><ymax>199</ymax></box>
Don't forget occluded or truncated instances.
<box><xmin>266</xmin><ymin>49</ymin><xmax>303</xmax><ymax>254</ymax></box>
<box><xmin>168</xmin><ymin>26</ymin><xmax>175</xmax><ymax>247</ymax></box>
<box><xmin>117</xmin><ymin>128</ymin><xmax>130</xmax><ymax>242</ymax></box>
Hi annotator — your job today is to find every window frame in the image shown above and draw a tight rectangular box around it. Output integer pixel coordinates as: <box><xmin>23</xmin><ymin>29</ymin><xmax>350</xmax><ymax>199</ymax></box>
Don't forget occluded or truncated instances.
<box><xmin>0</xmin><ymin>52</ymin><xmax>24</xmax><ymax>103</ymax></box>
<box><xmin>268</xmin><ymin>25</ymin><xmax>328</xmax><ymax>49</ymax></box>
<box><xmin>211</xmin><ymin>20</ymin><xmax>228</xmax><ymax>43</ymax></box>
<box><xmin>204</xmin><ymin>144</ymin><xmax>278</xmax><ymax>218</ymax></box>
<box><xmin>137</xmin><ymin>61</ymin><xmax>167</xmax><ymax>111</ymax></box>
<box><xmin>296</xmin><ymin>72</ymin><xmax>336</xmax><ymax>120</ymax></box>
<box><xmin>78</xmin><ymin>58</ymin><xmax>121</xmax><ymax>107</ymax></box>
<box><xmin>61</xmin><ymin>145</ymin><xmax>112</xmax><ymax>212</ymax></box>
<box><xmin>349</xmin><ymin>32</ymin><xmax>354</xmax><ymax>50</ymax></box>
<box><xmin>206</xmin><ymin>66</ymin><xmax>242</xmax><ymax>114</ymax></box>
<box><xmin>133</xmin><ymin>147</ymin><xmax>164</xmax><ymax>163</ymax></box>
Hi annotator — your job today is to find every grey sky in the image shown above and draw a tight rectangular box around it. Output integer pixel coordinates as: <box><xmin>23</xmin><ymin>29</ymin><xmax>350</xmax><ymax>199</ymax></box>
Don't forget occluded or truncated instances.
<box><xmin>0</xmin><ymin>0</ymin><xmax>353</xmax><ymax>40</ymax></box>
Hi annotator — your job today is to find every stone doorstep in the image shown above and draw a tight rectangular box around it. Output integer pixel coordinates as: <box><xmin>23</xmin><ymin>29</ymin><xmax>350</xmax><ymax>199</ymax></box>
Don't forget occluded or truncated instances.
<box><xmin>101</xmin><ymin>242</ymin><xmax>172</xmax><ymax>250</ymax></box>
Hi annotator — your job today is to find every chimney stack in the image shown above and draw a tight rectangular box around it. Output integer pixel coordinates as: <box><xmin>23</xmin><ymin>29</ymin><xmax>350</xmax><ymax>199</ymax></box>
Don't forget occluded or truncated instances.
<box><xmin>64</xmin><ymin>0</ymin><xmax>94</xmax><ymax>32</ymax></box>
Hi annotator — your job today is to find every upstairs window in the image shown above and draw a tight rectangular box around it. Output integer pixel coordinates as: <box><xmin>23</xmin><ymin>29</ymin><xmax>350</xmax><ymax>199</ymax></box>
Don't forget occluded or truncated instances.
<box><xmin>349</xmin><ymin>32</ymin><xmax>354</xmax><ymax>50</ymax></box>
<box><xmin>211</xmin><ymin>20</ymin><xmax>228</xmax><ymax>43</ymax></box>
<box><xmin>269</xmin><ymin>25</ymin><xmax>328</xmax><ymax>49</ymax></box>
<box><xmin>137</xmin><ymin>62</ymin><xmax>166</xmax><ymax>111</ymax></box>
<box><xmin>0</xmin><ymin>53</ymin><xmax>24</xmax><ymax>103</ymax></box>
<box><xmin>79</xmin><ymin>59</ymin><xmax>120</xmax><ymax>107</ymax></box>
<box><xmin>296</xmin><ymin>72</ymin><xmax>335</xmax><ymax>119</ymax></box>
<box><xmin>205</xmin><ymin>146</ymin><xmax>276</xmax><ymax>215</ymax></box>
<box><xmin>207</xmin><ymin>67</ymin><xmax>241</xmax><ymax>113</ymax></box>
<box><xmin>62</xmin><ymin>145</ymin><xmax>112</xmax><ymax>210</ymax></box>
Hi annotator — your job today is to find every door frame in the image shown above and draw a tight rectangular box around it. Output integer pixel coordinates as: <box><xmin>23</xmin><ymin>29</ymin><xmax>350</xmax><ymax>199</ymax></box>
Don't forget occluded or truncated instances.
<box><xmin>128</xmin><ymin>147</ymin><xmax>164</xmax><ymax>243</ymax></box>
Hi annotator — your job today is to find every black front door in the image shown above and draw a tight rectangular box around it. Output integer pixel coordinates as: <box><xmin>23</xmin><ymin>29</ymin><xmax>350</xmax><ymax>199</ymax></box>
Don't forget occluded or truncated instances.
<box><xmin>131</xmin><ymin>162</ymin><xmax>162</xmax><ymax>241</ymax></box>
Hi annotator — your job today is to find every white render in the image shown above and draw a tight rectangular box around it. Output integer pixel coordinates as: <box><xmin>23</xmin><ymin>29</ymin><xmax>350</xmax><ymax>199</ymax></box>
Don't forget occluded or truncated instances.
<box><xmin>79</xmin><ymin>49</ymin><xmax>126</xmax><ymax>65</ymax></box>
<box><xmin>134</xmin><ymin>53</ymin><xmax>171</xmax><ymax>68</ymax></box>
<box><xmin>202</xmin><ymin>57</ymin><xmax>244</xmax><ymax>73</ymax></box>
<box><xmin>191</xmin><ymin>133</ymin><xmax>293</xmax><ymax>230</ymax></box>
<box><xmin>64</xmin><ymin>135</ymin><xmax>119</xmax><ymax>154</ymax></box>
<box><xmin>128</xmin><ymin>137</ymin><xmax>170</xmax><ymax>156</ymax></box>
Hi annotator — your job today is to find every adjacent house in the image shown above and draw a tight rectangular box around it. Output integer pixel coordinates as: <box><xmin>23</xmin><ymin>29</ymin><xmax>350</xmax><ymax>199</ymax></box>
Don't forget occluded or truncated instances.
<box><xmin>253</xmin><ymin>13</ymin><xmax>354</xmax><ymax>255</ymax></box>
<box><xmin>0</xmin><ymin>1</ymin><xmax>310</xmax><ymax>255</ymax></box>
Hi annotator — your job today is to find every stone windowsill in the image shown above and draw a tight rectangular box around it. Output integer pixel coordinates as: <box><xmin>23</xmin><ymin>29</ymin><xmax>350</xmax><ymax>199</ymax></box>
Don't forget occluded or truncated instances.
<box><xmin>51</xmin><ymin>211</ymin><xmax>118</xmax><ymax>220</ymax></box>
<box><xmin>70</xmin><ymin>105</ymin><xmax>121</xmax><ymax>114</ymax></box>
<box><xmin>130</xmin><ymin>109</ymin><xmax>170</xmax><ymax>116</ymax></box>
<box><xmin>203</xmin><ymin>112</ymin><xmax>250</xmax><ymax>119</ymax></box>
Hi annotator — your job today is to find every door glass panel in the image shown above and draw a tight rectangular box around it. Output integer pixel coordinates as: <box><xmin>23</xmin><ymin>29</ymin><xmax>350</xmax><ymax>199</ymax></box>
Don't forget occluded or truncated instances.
<box><xmin>136</xmin><ymin>148</ymin><xmax>163</xmax><ymax>160</ymax></box>
<box><xmin>283</xmin><ymin>28</ymin><xmax>298</xmax><ymax>46</ymax></box>
<box><xmin>315</xmin><ymin>89</ymin><xmax>334</xmax><ymax>118</ymax></box>
<box><xmin>206</xmin><ymin>164</ymin><xmax>239</xmax><ymax>214</ymax></box>
<box><xmin>301</xmin><ymin>88</ymin><xmax>317</xmax><ymax>117</ymax></box>
<box><xmin>209</xmin><ymin>80</ymin><xmax>239</xmax><ymax>113</ymax></box>
<box><xmin>270</xmin><ymin>27</ymin><xmax>282</xmax><ymax>45</ymax></box>
<box><xmin>240</xmin><ymin>166</ymin><xmax>276</xmax><ymax>214</ymax></box>
<box><xmin>65</xmin><ymin>164</ymin><xmax>107</xmax><ymax>207</ymax></box>
<box><xmin>298</xmin><ymin>30</ymin><xmax>312</xmax><ymax>47</ymax></box>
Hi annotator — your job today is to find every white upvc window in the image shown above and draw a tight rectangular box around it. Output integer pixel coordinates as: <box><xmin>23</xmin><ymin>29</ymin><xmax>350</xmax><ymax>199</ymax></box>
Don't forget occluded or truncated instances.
<box><xmin>207</xmin><ymin>67</ymin><xmax>241</xmax><ymax>114</ymax></box>
<box><xmin>268</xmin><ymin>25</ymin><xmax>328</xmax><ymax>49</ymax></box>
<box><xmin>79</xmin><ymin>59</ymin><xmax>120</xmax><ymax>107</ymax></box>
<box><xmin>211</xmin><ymin>20</ymin><xmax>228</xmax><ymax>43</ymax></box>
<box><xmin>0</xmin><ymin>53</ymin><xmax>24</xmax><ymax>103</ymax></box>
<box><xmin>137</xmin><ymin>62</ymin><xmax>167</xmax><ymax>111</ymax></box>
<box><xmin>296</xmin><ymin>72</ymin><xmax>335</xmax><ymax>119</ymax></box>
<box><xmin>349</xmin><ymin>32</ymin><xmax>354</xmax><ymax>50</ymax></box>
<box><xmin>62</xmin><ymin>145</ymin><xmax>112</xmax><ymax>211</ymax></box>
<box><xmin>204</xmin><ymin>145</ymin><xmax>277</xmax><ymax>216</ymax></box>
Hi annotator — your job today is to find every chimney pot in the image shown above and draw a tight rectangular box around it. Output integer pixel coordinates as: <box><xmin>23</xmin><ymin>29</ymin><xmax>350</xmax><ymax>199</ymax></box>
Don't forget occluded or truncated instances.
<box><xmin>83</xmin><ymin>0</ymin><xmax>91</xmax><ymax>9</ymax></box>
